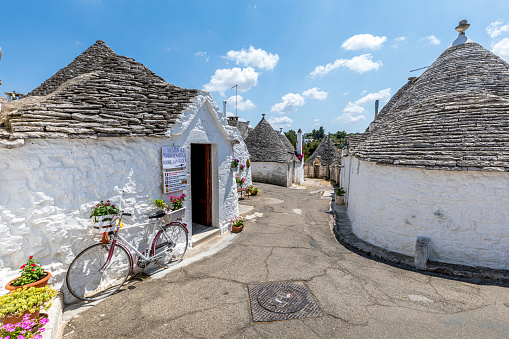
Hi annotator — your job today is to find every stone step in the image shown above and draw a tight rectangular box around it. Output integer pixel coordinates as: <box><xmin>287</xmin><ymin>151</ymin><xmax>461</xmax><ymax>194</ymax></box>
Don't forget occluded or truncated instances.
<box><xmin>191</xmin><ymin>228</ymin><xmax>221</xmax><ymax>247</ymax></box>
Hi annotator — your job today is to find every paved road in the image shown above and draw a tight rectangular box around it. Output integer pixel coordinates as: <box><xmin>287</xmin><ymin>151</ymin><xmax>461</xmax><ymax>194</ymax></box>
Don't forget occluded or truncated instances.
<box><xmin>63</xmin><ymin>180</ymin><xmax>509</xmax><ymax>338</ymax></box>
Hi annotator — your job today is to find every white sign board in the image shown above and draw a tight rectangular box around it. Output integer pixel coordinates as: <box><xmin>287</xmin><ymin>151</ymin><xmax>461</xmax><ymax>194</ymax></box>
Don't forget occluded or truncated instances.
<box><xmin>162</xmin><ymin>147</ymin><xmax>187</xmax><ymax>169</ymax></box>
<box><xmin>163</xmin><ymin>169</ymin><xmax>187</xmax><ymax>194</ymax></box>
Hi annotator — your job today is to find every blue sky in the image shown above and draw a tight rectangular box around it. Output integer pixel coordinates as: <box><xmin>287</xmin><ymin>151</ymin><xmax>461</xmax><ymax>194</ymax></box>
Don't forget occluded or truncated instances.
<box><xmin>2</xmin><ymin>0</ymin><xmax>509</xmax><ymax>134</ymax></box>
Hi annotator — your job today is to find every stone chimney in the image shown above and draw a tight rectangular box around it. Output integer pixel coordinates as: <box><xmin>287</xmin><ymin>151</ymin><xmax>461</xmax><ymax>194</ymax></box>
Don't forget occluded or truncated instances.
<box><xmin>227</xmin><ymin>116</ymin><xmax>239</xmax><ymax>127</ymax></box>
<box><xmin>375</xmin><ymin>100</ymin><xmax>379</xmax><ymax>121</ymax></box>
<box><xmin>297</xmin><ymin>128</ymin><xmax>303</xmax><ymax>156</ymax></box>
<box><xmin>223</xmin><ymin>100</ymin><xmax>227</xmax><ymax>119</ymax></box>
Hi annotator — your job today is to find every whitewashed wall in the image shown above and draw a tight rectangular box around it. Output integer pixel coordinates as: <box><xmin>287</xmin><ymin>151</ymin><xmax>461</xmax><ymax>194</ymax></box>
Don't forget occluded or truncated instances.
<box><xmin>342</xmin><ymin>156</ymin><xmax>509</xmax><ymax>269</ymax></box>
<box><xmin>251</xmin><ymin>162</ymin><xmax>290</xmax><ymax>187</ymax></box>
<box><xmin>0</xmin><ymin>94</ymin><xmax>251</xmax><ymax>296</ymax></box>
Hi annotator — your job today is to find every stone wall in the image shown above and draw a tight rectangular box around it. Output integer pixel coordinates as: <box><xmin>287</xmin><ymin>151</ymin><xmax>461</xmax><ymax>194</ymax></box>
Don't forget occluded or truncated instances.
<box><xmin>341</xmin><ymin>156</ymin><xmax>509</xmax><ymax>269</ymax></box>
<box><xmin>0</xmin><ymin>95</ymin><xmax>250</xmax><ymax>300</ymax></box>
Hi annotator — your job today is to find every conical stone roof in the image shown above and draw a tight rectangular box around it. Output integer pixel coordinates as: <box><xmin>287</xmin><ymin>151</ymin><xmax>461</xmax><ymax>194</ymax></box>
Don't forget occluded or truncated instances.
<box><xmin>1</xmin><ymin>40</ymin><xmax>199</xmax><ymax>141</ymax></box>
<box><xmin>353</xmin><ymin>41</ymin><xmax>509</xmax><ymax>171</ymax></box>
<box><xmin>305</xmin><ymin>135</ymin><xmax>341</xmax><ymax>165</ymax></box>
<box><xmin>245</xmin><ymin>117</ymin><xmax>293</xmax><ymax>163</ymax></box>
<box><xmin>279</xmin><ymin>132</ymin><xmax>295</xmax><ymax>153</ymax></box>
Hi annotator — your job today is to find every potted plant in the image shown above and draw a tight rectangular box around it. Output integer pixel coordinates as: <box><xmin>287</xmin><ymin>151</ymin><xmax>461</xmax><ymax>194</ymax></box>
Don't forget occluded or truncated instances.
<box><xmin>5</xmin><ymin>257</ymin><xmax>51</xmax><ymax>292</ymax></box>
<box><xmin>247</xmin><ymin>186</ymin><xmax>259</xmax><ymax>196</ymax></box>
<box><xmin>239</xmin><ymin>164</ymin><xmax>246</xmax><ymax>171</ymax></box>
<box><xmin>0</xmin><ymin>313</ymin><xmax>49</xmax><ymax>338</ymax></box>
<box><xmin>246</xmin><ymin>159</ymin><xmax>251</xmax><ymax>168</ymax></box>
<box><xmin>230</xmin><ymin>216</ymin><xmax>245</xmax><ymax>233</ymax></box>
<box><xmin>231</xmin><ymin>158</ymin><xmax>239</xmax><ymax>171</ymax></box>
<box><xmin>150</xmin><ymin>194</ymin><xmax>186</xmax><ymax>223</ymax></box>
<box><xmin>0</xmin><ymin>286</ymin><xmax>56</xmax><ymax>325</ymax></box>
<box><xmin>90</xmin><ymin>200</ymin><xmax>119</xmax><ymax>244</ymax></box>
<box><xmin>336</xmin><ymin>187</ymin><xmax>346</xmax><ymax>205</ymax></box>
<box><xmin>235</xmin><ymin>176</ymin><xmax>246</xmax><ymax>188</ymax></box>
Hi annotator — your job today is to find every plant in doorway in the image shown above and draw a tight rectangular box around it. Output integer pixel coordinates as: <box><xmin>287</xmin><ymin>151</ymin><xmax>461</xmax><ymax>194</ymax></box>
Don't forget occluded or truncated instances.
<box><xmin>247</xmin><ymin>186</ymin><xmax>259</xmax><ymax>196</ymax></box>
<box><xmin>230</xmin><ymin>216</ymin><xmax>245</xmax><ymax>233</ymax></box>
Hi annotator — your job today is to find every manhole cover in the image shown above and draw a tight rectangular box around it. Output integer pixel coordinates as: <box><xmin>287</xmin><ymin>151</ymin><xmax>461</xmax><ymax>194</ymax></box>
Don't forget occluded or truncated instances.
<box><xmin>257</xmin><ymin>285</ymin><xmax>306</xmax><ymax>314</ymax></box>
<box><xmin>247</xmin><ymin>282</ymin><xmax>323</xmax><ymax>322</ymax></box>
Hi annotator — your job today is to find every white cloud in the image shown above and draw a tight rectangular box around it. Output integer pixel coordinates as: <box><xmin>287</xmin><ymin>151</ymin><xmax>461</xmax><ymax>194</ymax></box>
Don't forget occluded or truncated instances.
<box><xmin>355</xmin><ymin>88</ymin><xmax>391</xmax><ymax>105</ymax></box>
<box><xmin>421</xmin><ymin>35</ymin><xmax>441</xmax><ymax>45</ymax></box>
<box><xmin>223</xmin><ymin>46</ymin><xmax>279</xmax><ymax>70</ymax></box>
<box><xmin>313</xmin><ymin>118</ymin><xmax>320</xmax><ymax>126</ymax></box>
<box><xmin>310</xmin><ymin>54</ymin><xmax>382</xmax><ymax>77</ymax></box>
<box><xmin>303</xmin><ymin>87</ymin><xmax>328</xmax><ymax>100</ymax></box>
<box><xmin>392</xmin><ymin>36</ymin><xmax>407</xmax><ymax>49</ymax></box>
<box><xmin>313</xmin><ymin>119</ymin><xmax>320</xmax><ymax>122</ymax></box>
<box><xmin>271</xmin><ymin>93</ymin><xmax>305</xmax><ymax>114</ymax></box>
<box><xmin>75</xmin><ymin>40</ymin><xmax>82</xmax><ymax>47</ymax></box>
<box><xmin>493</xmin><ymin>38</ymin><xmax>509</xmax><ymax>62</ymax></box>
<box><xmin>341</xmin><ymin>34</ymin><xmax>387</xmax><ymax>50</ymax></box>
<box><xmin>267</xmin><ymin>116</ymin><xmax>294</xmax><ymax>129</ymax></box>
<box><xmin>203</xmin><ymin>67</ymin><xmax>259</xmax><ymax>96</ymax></box>
<box><xmin>487</xmin><ymin>20</ymin><xmax>509</xmax><ymax>39</ymax></box>
<box><xmin>226</xmin><ymin>95</ymin><xmax>255</xmax><ymax>111</ymax></box>
<box><xmin>338</xmin><ymin>88</ymin><xmax>391</xmax><ymax>124</ymax></box>
<box><xmin>195</xmin><ymin>51</ymin><xmax>209</xmax><ymax>62</ymax></box>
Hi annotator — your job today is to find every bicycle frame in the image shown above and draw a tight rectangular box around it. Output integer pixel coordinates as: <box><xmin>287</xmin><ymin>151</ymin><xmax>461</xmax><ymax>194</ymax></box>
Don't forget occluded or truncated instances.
<box><xmin>101</xmin><ymin>213</ymin><xmax>186</xmax><ymax>275</ymax></box>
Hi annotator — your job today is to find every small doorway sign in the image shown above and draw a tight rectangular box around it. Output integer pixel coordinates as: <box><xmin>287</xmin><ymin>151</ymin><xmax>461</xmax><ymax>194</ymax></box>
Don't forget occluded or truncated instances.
<box><xmin>162</xmin><ymin>147</ymin><xmax>187</xmax><ymax>194</ymax></box>
<box><xmin>163</xmin><ymin>169</ymin><xmax>187</xmax><ymax>194</ymax></box>
<box><xmin>162</xmin><ymin>147</ymin><xmax>187</xmax><ymax>169</ymax></box>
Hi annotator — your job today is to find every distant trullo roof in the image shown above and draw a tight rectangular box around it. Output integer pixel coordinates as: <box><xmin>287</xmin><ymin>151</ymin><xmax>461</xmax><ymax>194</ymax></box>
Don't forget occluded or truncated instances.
<box><xmin>0</xmin><ymin>40</ymin><xmax>199</xmax><ymax>143</ymax></box>
<box><xmin>305</xmin><ymin>135</ymin><xmax>341</xmax><ymax>165</ymax></box>
<box><xmin>350</xmin><ymin>27</ymin><xmax>509</xmax><ymax>171</ymax></box>
<box><xmin>245</xmin><ymin>117</ymin><xmax>295</xmax><ymax>163</ymax></box>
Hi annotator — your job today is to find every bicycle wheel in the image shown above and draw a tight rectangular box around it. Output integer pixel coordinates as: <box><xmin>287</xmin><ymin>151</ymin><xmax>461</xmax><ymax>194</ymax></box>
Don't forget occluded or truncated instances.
<box><xmin>66</xmin><ymin>243</ymin><xmax>132</xmax><ymax>301</ymax></box>
<box><xmin>152</xmin><ymin>223</ymin><xmax>188</xmax><ymax>268</ymax></box>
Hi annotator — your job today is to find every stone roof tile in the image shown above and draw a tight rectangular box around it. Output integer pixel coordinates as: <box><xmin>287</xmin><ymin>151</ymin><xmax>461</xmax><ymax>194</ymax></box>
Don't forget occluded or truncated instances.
<box><xmin>351</xmin><ymin>42</ymin><xmax>509</xmax><ymax>171</ymax></box>
<box><xmin>0</xmin><ymin>40</ymin><xmax>199</xmax><ymax>144</ymax></box>
<box><xmin>245</xmin><ymin>117</ymin><xmax>293</xmax><ymax>163</ymax></box>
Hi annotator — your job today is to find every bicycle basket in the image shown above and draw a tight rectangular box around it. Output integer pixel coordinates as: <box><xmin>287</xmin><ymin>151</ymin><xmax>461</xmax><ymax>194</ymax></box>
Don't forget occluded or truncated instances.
<box><xmin>162</xmin><ymin>208</ymin><xmax>185</xmax><ymax>223</ymax></box>
<box><xmin>92</xmin><ymin>214</ymin><xmax>115</xmax><ymax>232</ymax></box>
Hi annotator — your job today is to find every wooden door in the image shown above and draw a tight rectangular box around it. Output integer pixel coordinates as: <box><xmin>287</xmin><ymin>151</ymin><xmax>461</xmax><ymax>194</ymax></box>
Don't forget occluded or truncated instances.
<box><xmin>191</xmin><ymin>144</ymin><xmax>212</xmax><ymax>226</ymax></box>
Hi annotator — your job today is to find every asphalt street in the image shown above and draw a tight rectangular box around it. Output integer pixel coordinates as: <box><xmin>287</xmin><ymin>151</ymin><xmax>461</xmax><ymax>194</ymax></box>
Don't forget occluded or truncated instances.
<box><xmin>63</xmin><ymin>180</ymin><xmax>509</xmax><ymax>338</ymax></box>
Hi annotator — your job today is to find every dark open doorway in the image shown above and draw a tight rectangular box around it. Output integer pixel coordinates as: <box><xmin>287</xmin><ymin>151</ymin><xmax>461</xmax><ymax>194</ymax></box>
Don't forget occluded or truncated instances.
<box><xmin>191</xmin><ymin>144</ymin><xmax>212</xmax><ymax>226</ymax></box>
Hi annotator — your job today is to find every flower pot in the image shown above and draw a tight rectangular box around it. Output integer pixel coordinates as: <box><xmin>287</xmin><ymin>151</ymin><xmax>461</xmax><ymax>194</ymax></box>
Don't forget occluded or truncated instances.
<box><xmin>231</xmin><ymin>224</ymin><xmax>244</xmax><ymax>233</ymax></box>
<box><xmin>5</xmin><ymin>271</ymin><xmax>51</xmax><ymax>292</ymax></box>
<box><xmin>335</xmin><ymin>196</ymin><xmax>344</xmax><ymax>205</ymax></box>
<box><xmin>2</xmin><ymin>309</ymin><xmax>39</xmax><ymax>325</ymax></box>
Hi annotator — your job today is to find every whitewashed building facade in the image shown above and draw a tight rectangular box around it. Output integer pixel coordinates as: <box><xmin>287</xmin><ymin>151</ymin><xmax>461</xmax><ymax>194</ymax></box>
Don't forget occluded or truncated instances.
<box><xmin>0</xmin><ymin>41</ymin><xmax>251</xmax><ymax>293</ymax></box>
<box><xmin>341</xmin><ymin>24</ymin><xmax>509</xmax><ymax>270</ymax></box>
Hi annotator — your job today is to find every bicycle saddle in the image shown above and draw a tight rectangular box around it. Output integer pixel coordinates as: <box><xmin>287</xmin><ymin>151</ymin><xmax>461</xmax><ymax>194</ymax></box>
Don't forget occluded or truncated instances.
<box><xmin>149</xmin><ymin>210</ymin><xmax>166</xmax><ymax>219</ymax></box>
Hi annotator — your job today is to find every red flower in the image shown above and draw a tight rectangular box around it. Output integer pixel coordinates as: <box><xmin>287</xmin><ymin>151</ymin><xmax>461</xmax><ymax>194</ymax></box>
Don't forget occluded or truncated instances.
<box><xmin>31</xmin><ymin>269</ymin><xmax>35</xmax><ymax>271</ymax></box>
<box><xmin>20</xmin><ymin>264</ymin><xmax>25</xmax><ymax>269</ymax></box>
<box><xmin>29</xmin><ymin>256</ymin><xmax>33</xmax><ymax>259</ymax></box>
<box><xmin>31</xmin><ymin>263</ymin><xmax>36</xmax><ymax>266</ymax></box>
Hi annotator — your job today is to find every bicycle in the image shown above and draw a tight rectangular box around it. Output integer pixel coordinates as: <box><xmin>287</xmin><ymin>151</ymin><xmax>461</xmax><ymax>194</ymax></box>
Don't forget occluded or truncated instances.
<box><xmin>66</xmin><ymin>208</ymin><xmax>188</xmax><ymax>301</ymax></box>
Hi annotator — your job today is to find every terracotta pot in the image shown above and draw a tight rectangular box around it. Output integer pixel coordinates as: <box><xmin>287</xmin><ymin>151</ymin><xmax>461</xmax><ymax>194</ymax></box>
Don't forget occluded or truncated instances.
<box><xmin>232</xmin><ymin>224</ymin><xmax>244</xmax><ymax>233</ymax></box>
<box><xmin>5</xmin><ymin>271</ymin><xmax>51</xmax><ymax>292</ymax></box>
<box><xmin>2</xmin><ymin>309</ymin><xmax>39</xmax><ymax>325</ymax></box>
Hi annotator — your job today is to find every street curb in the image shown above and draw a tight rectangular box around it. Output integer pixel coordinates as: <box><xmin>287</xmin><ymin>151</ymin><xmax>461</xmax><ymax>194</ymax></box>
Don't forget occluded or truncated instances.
<box><xmin>41</xmin><ymin>292</ymin><xmax>63</xmax><ymax>339</ymax></box>
<box><xmin>333</xmin><ymin>203</ymin><xmax>509</xmax><ymax>286</ymax></box>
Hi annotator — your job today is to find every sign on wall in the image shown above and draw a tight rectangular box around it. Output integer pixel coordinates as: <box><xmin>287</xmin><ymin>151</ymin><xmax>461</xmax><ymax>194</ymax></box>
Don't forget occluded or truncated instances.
<box><xmin>162</xmin><ymin>147</ymin><xmax>187</xmax><ymax>169</ymax></box>
<box><xmin>163</xmin><ymin>169</ymin><xmax>187</xmax><ymax>194</ymax></box>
